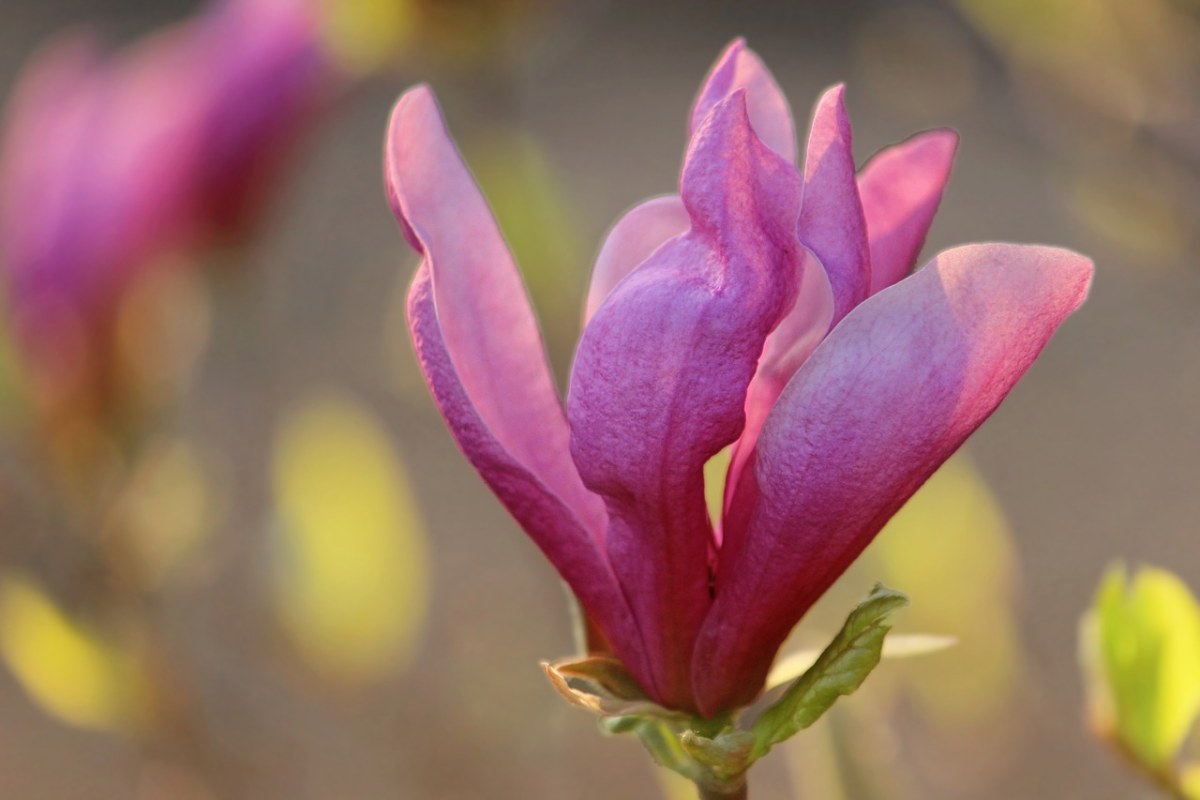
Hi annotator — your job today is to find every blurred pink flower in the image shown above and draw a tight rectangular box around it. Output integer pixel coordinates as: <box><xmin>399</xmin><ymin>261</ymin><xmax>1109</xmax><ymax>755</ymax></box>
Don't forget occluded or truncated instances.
<box><xmin>386</xmin><ymin>39</ymin><xmax>1093</xmax><ymax>715</ymax></box>
<box><xmin>0</xmin><ymin>0</ymin><xmax>332</xmax><ymax>404</ymax></box>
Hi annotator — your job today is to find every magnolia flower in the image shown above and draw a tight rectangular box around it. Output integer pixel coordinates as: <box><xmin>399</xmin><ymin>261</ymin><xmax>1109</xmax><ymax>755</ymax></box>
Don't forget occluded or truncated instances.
<box><xmin>386</xmin><ymin>40</ymin><xmax>1092</xmax><ymax>716</ymax></box>
<box><xmin>0</xmin><ymin>0</ymin><xmax>331</xmax><ymax>405</ymax></box>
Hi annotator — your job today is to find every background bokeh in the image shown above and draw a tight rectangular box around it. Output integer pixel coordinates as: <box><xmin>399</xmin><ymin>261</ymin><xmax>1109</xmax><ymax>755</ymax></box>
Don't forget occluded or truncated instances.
<box><xmin>1</xmin><ymin>0</ymin><xmax>1198</xmax><ymax>797</ymax></box>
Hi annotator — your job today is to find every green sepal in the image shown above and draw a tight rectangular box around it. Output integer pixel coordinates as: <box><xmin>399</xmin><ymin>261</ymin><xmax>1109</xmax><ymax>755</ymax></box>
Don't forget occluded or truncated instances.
<box><xmin>541</xmin><ymin>656</ymin><xmax>689</xmax><ymax>722</ymax></box>
<box><xmin>679</xmin><ymin>728</ymin><xmax>756</xmax><ymax>785</ymax></box>
<box><xmin>751</xmin><ymin>583</ymin><xmax>908</xmax><ymax>757</ymax></box>
<box><xmin>542</xmin><ymin>655</ymin><xmax>747</xmax><ymax>792</ymax></box>
<box><xmin>543</xmin><ymin>584</ymin><xmax>908</xmax><ymax>797</ymax></box>
<box><xmin>631</xmin><ymin>718</ymin><xmax>699</xmax><ymax>778</ymax></box>
<box><xmin>598</xmin><ymin>714</ymin><xmax>642</xmax><ymax>735</ymax></box>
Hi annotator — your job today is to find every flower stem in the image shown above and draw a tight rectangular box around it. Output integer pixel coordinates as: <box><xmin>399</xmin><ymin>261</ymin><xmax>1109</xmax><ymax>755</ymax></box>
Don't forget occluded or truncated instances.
<box><xmin>697</xmin><ymin>783</ymin><xmax>747</xmax><ymax>800</ymax></box>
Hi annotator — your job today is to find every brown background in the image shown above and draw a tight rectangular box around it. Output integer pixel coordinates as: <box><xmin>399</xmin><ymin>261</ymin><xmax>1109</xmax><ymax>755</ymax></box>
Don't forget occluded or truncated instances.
<box><xmin>0</xmin><ymin>0</ymin><xmax>1197</xmax><ymax>797</ymax></box>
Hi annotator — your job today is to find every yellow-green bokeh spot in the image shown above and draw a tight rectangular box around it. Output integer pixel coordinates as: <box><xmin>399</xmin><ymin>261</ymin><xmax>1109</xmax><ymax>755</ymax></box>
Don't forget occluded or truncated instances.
<box><xmin>653</xmin><ymin>767</ymin><xmax>698</xmax><ymax>800</ymax></box>
<box><xmin>869</xmin><ymin>456</ymin><xmax>1021</xmax><ymax>722</ymax></box>
<box><xmin>271</xmin><ymin>390</ymin><xmax>429</xmax><ymax>684</ymax></box>
<box><xmin>0</xmin><ymin>320</ymin><xmax>30</xmax><ymax>430</ymax></box>
<box><xmin>952</xmin><ymin>0</ymin><xmax>1198</xmax><ymax>122</ymax></box>
<box><xmin>703</xmin><ymin>445</ymin><xmax>732</xmax><ymax>529</ymax></box>
<box><xmin>319</xmin><ymin>0</ymin><xmax>416</xmax><ymax>75</ymax></box>
<box><xmin>111</xmin><ymin>438</ymin><xmax>215</xmax><ymax>588</ymax></box>
<box><xmin>766</xmin><ymin>633</ymin><xmax>956</xmax><ymax>691</ymax></box>
<box><xmin>1083</xmin><ymin>564</ymin><xmax>1200</xmax><ymax>770</ymax></box>
<box><xmin>1182</xmin><ymin>762</ymin><xmax>1200</xmax><ymax>800</ymax></box>
<box><xmin>0</xmin><ymin>575</ymin><xmax>137</xmax><ymax>730</ymax></box>
<box><xmin>467</xmin><ymin>131</ymin><xmax>585</xmax><ymax>341</ymax></box>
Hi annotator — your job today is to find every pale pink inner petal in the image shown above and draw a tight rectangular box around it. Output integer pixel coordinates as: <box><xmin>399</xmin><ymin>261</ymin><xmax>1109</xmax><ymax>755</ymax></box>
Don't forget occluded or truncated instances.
<box><xmin>690</xmin><ymin>38</ymin><xmax>796</xmax><ymax>163</ymax></box>
<box><xmin>722</xmin><ymin>245</ymin><xmax>834</xmax><ymax>524</ymax></box>
<box><xmin>859</xmin><ymin>129</ymin><xmax>958</xmax><ymax>295</ymax></box>
<box><xmin>583</xmin><ymin>194</ymin><xmax>689</xmax><ymax>325</ymax></box>
<box><xmin>569</xmin><ymin>92</ymin><xmax>804</xmax><ymax>711</ymax></box>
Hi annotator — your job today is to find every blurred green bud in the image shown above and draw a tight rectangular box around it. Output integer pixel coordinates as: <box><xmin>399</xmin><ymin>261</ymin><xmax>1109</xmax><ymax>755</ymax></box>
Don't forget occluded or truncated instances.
<box><xmin>1081</xmin><ymin>563</ymin><xmax>1200</xmax><ymax>793</ymax></box>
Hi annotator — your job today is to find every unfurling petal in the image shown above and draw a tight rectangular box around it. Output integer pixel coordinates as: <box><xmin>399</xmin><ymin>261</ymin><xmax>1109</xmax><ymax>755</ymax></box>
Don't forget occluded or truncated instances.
<box><xmin>690</xmin><ymin>38</ymin><xmax>796</xmax><ymax>163</ymax></box>
<box><xmin>387</xmin><ymin>87</ymin><xmax>601</xmax><ymax>531</ymax></box>
<box><xmin>798</xmin><ymin>85</ymin><xmax>870</xmax><ymax>327</ymax></box>
<box><xmin>0</xmin><ymin>29</ymin><xmax>208</xmax><ymax>362</ymax></box>
<box><xmin>569</xmin><ymin>92</ymin><xmax>803</xmax><ymax>710</ymax></box>
<box><xmin>386</xmin><ymin>87</ymin><xmax>649</xmax><ymax>684</ymax></box>
<box><xmin>695</xmin><ymin>243</ymin><xmax>1093</xmax><ymax>714</ymax></box>
<box><xmin>583</xmin><ymin>38</ymin><xmax>796</xmax><ymax>330</ymax></box>
<box><xmin>584</xmin><ymin>195</ymin><xmax>689</xmax><ymax>325</ymax></box>
<box><xmin>0</xmin><ymin>34</ymin><xmax>100</xmax><ymax>311</ymax></box>
<box><xmin>721</xmin><ymin>88</ymin><xmax>871</xmax><ymax>518</ymax></box>
<box><xmin>859</xmin><ymin>129</ymin><xmax>958</xmax><ymax>295</ymax></box>
<box><xmin>187</xmin><ymin>0</ymin><xmax>332</xmax><ymax>234</ymax></box>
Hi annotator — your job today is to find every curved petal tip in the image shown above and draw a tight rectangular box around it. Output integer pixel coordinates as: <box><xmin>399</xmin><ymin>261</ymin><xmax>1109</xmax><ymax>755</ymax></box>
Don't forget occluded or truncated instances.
<box><xmin>384</xmin><ymin>84</ymin><xmax>441</xmax><ymax>251</ymax></box>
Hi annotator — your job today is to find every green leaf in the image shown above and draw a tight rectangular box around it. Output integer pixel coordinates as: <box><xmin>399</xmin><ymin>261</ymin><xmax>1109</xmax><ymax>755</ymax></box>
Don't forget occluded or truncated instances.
<box><xmin>752</xmin><ymin>584</ymin><xmax>908</xmax><ymax>756</ymax></box>
<box><xmin>866</xmin><ymin>456</ymin><xmax>1023</xmax><ymax>724</ymax></box>
<box><xmin>1082</xmin><ymin>563</ymin><xmax>1200</xmax><ymax>770</ymax></box>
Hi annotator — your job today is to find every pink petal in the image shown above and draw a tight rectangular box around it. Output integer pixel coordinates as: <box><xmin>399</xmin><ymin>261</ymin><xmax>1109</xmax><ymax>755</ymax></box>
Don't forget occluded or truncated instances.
<box><xmin>695</xmin><ymin>243</ymin><xmax>1093</xmax><ymax>714</ymax></box>
<box><xmin>0</xmin><ymin>33</ymin><xmax>99</xmax><ymax>296</ymax></box>
<box><xmin>583</xmin><ymin>194</ymin><xmax>689</xmax><ymax>325</ymax></box>
<box><xmin>186</xmin><ymin>0</ymin><xmax>332</xmax><ymax>233</ymax></box>
<box><xmin>722</xmin><ymin>84</ymin><xmax>873</xmax><ymax>513</ymax></box>
<box><xmin>387</xmin><ymin>87</ymin><xmax>649</xmax><ymax>683</ymax></box>
<box><xmin>1</xmin><ymin>30</ymin><xmax>206</xmax><ymax>341</ymax></box>
<box><xmin>690</xmin><ymin>39</ymin><xmax>796</xmax><ymax>164</ymax></box>
<box><xmin>723</xmin><ymin>128</ymin><xmax>957</xmax><ymax>512</ymax></box>
<box><xmin>859</xmin><ymin>129</ymin><xmax>958</xmax><ymax>295</ymax></box>
<box><xmin>408</xmin><ymin>271</ymin><xmax>647</xmax><ymax>684</ymax></box>
<box><xmin>388</xmin><ymin>87</ymin><xmax>601</xmax><ymax>531</ymax></box>
<box><xmin>0</xmin><ymin>34</ymin><xmax>105</xmax><ymax>380</ymax></box>
<box><xmin>568</xmin><ymin>92</ymin><xmax>804</xmax><ymax>710</ymax></box>
<box><xmin>798</xmin><ymin>85</ymin><xmax>870</xmax><ymax>327</ymax></box>
<box><xmin>91</xmin><ymin>29</ymin><xmax>211</xmax><ymax>274</ymax></box>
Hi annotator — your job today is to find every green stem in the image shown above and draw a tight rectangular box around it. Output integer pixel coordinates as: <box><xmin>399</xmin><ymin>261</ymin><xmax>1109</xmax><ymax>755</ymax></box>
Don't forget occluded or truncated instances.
<box><xmin>697</xmin><ymin>782</ymin><xmax>747</xmax><ymax>800</ymax></box>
